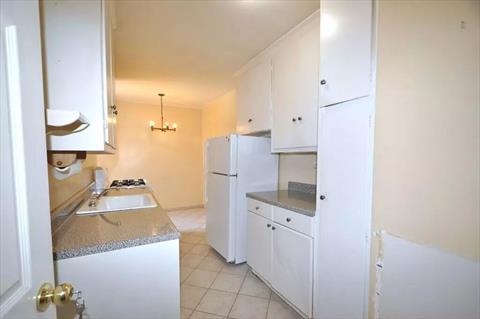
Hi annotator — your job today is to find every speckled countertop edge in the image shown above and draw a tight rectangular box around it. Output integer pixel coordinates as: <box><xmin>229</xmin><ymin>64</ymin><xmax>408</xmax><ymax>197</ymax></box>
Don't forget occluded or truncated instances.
<box><xmin>246</xmin><ymin>182</ymin><xmax>316</xmax><ymax>217</ymax></box>
<box><xmin>53</xmin><ymin>227</ymin><xmax>179</xmax><ymax>260</ymax></box>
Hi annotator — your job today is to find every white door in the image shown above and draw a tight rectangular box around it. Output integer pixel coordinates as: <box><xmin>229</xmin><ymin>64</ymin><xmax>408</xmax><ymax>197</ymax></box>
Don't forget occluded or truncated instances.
<box><xmin>314</xmin><ymin>97</ymin><xmax>373</xmax><ymax>319</ymax></box>
<box><xmin>272</xmin><ymin>223</ymin><xmax>313</xmax><ymax>317</ymax></box>
<box><xmin>319</xmin><ymin>0</ymin><xmax>372</xmax><ymax>107</ymax></box>
<box><xmin>236</xmin><ymin>60</ymin><xmax>272</xmax><ymax>134</ymax></box>
<box><xmin>247</xmin><ymin>212</ymin><xmax>272</xmax><ymax>283</ymax></box>
<box><xmin>0</xmin><ymin>1</ymin><xmax>56</xmax><ymax>318</ymax></box>
<box><xmin>206</xmin><ymin>135</ymin><xmax>237</xmax><ymax>175</ymax></box>
<box><xmin>206</xmin><ymin>173</ymin><xmax>236</xmax><ymax>262</ymax></box>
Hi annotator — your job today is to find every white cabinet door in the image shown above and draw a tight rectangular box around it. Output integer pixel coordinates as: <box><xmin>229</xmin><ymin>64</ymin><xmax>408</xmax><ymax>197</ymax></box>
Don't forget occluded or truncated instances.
<box><xmin>314</xmin><ymin>97</ymin><xmax>373</xmax><ymax>319</ymax></box>
<box><xmin>319</xmin><ymin>0</ymin><xmax>372</xmax><ymax>107</ymax></box>
<box><xmin>272</xmin><ymin>223</ymin><xmax>313</xmax><ymax>317</ymax></box>
<box><xmin>236</xmin><ymin>60</ymin><xmax>272</xmax><ymax>134</ymax></box>
<box><xmin>43</xmin><ymin>0</ymin><xmax>116</xmax><ymax>152</ymax></box>
<box><xmin>104</xmin><ymin>0</ymin><xmax>116</xmax><ymax>148</ymax></box>
<box><xmin>271</xmin><ymin>39</ymin><xmax>295</xmax><ymax>150</ymax></box>
<box><xmin>272</xmin><ymin>13</ymin><xmax>319</xmax><ymax>152</ymax></box>
<box><xmin>247</xmin><ymin>212</ymin><xmax>273</xmax><ymax>283</ymax></box>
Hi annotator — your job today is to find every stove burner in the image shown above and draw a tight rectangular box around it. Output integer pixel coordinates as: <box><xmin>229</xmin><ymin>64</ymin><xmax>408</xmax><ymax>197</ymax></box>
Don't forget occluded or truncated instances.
<box><xmin>110</xmin><ymin>179</ymin><xmax>146</xmax><ymax>188</ymax></box>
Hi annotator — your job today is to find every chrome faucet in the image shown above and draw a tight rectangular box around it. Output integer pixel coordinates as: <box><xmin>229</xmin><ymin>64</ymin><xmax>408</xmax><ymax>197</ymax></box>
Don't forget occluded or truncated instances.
<box><xmin>88</xmin><ymin>188</ymin><xmax>110</xmax><ymax>207</ymax></box>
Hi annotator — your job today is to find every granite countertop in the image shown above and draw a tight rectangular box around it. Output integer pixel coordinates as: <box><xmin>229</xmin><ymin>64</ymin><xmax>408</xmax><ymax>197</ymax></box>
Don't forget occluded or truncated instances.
<box><xmin>246</xmin><ymin>182</ymin><xmax>316</xmax><ymax>217</ymax></box>
<box><xmin>52</xmin><ymin>188</ymin><xmax>180</xmax><ymax>261</ymax></box>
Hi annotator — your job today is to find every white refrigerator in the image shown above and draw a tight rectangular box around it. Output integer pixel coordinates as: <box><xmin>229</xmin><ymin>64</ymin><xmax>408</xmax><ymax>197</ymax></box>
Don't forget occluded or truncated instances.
<box><xmin>205</xmin><ymin>134</ymin><xmax>278</xmax><ymax>263</ymax></box>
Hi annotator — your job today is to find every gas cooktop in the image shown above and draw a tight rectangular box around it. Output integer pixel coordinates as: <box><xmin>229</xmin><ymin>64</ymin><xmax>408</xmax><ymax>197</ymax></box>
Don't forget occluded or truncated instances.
<box><xmin>110</xmin><ymin>179</ymin><xmax>147</xmax><ymax>188</ymax></box>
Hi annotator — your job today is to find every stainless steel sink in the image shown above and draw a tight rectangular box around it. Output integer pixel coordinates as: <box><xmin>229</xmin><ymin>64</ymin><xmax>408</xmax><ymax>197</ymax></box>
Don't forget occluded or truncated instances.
<box><xmin>76</xmin><ymin>193</ymin><xmax>157</xmax><ymax>215</ymax></box>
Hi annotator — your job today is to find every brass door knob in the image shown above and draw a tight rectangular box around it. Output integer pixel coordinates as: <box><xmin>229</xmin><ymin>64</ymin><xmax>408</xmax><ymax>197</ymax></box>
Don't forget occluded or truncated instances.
<box><xmin>36</xmin><ymin>282</ymin><xmax>74</xmax><ymax>312</ymax></box>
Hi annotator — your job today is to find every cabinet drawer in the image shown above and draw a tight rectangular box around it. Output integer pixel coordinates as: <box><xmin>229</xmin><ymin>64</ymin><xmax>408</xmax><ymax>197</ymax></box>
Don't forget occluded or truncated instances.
<box><xmin>273</xmin><ymin>206</ymin><xmax>313</xmax><ymax>237</ymax></box>
<box><xmin>247</xmin><ymin>198</ymin><xmax>273</xmax><ymax>219</ymax></box>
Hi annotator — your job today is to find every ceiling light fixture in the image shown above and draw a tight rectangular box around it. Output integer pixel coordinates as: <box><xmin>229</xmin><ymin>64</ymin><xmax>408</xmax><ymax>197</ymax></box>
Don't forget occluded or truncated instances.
<box><xmin>149</xmin><ymin>93</ymin><xmax>177</xmax><ymax>132</ymax></box>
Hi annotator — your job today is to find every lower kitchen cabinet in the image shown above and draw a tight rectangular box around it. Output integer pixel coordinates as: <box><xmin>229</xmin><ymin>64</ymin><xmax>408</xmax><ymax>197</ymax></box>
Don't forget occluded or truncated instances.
<box><xmin>247</xmin><ymin>199</ymin><xmax>313</xmax><ymax>318</ymax></box>
<box><xmin>272</xmin><ymin>223</ymin><xmax>313</xmax><ymax>317</ymax></box>
<box><xmin>247</xmin><ymin>211</ymin><xmax>273</xmax><ymax>283</ymax></box>
<box><xmin>55</xmin><ymin>239</ymin><xmax>180</xmax><ymax>319</ymax></box>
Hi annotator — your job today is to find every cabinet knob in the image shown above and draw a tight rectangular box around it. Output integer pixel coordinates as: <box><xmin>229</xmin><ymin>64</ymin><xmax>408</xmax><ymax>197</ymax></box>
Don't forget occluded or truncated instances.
<box><xmin>110</xmin><ymin>104</ymin><xmax>117</xmax><ymax>110</ymax></box>
<box><xmin>286</xmin><ymin>218</ymin><xmax>291</xmax><ymax>222</ymax></box>
<box><xmin>113</xmin><ymin>110</ymin><xmax>118</xmax><ymax>115</ymax></box>
<box><xmin>255</xmin><ymin>206</ymin><xmax>259</xmax><ymax>210</ymax></box>
<box><xmin>272</xmin><ymin>226</ymin><xmax>276</xmax><ymax>230</ymax></box>
<box><xmin>320</xmin><ymin>195</ymin><xmax>326</xmax><ymax>200</ymax></box>
<box><xmin>292</xmin><ymin>118</ymin><xmax>296</xmax><ymax>122</ymax></box>
<box><xmin>297</xmin><ymin>117</ymin><xmax>302</xmax><ymax>121</ymax></box>
<box><xmin>248</xmin><ymin>118</ymin><xmax>253</xmax><ymax>123</ymax></box>
<box><xmin>320</xmin><ymin>79</ymin><xmax>327</xmax><ymax>85</ymax></box>
<box><xmin>267</xmin><ymin>224</ymin><xmax>271</xmax><ymax>228</ymax></box>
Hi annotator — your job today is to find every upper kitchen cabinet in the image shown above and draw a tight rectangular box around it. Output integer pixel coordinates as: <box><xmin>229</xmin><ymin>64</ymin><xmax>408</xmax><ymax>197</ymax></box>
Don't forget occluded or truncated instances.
<box><xmin>236</xmin><ymin>60</ymin><xmax>272</xmax><ymax>135</ymax></box>
<box><xmin>318</xmin><ymin>0</ymin><xmax>373</xmax><ymax>107</ymax></box>
<box><xmin>271</xmin><ymin>0</ymin><xmax>373</xmax><ymax>152</ymax></box>
<box><xmin>42</xmin><ymin>0</ymin><xmax>117</xmax><ymax>152</ymax></box>
<box><xmin>271</xmin><ymin>12</ymin><xmax>320</xmax><ymax>152</ymax></box>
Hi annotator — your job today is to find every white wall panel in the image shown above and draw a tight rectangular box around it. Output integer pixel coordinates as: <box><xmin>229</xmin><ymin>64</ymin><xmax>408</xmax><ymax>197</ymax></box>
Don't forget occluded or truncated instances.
<box><xmin>377</xmin><ymin>232</ymin><xmax>480</xmax><ymax>319</ymax></box>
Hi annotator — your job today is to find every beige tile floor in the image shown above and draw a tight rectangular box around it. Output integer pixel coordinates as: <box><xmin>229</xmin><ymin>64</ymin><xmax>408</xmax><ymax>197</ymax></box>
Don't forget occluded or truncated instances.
<box><xmin>168</xmin><ymin>208</ymin><xmax>303</xmax><ymax>319</ymax></box>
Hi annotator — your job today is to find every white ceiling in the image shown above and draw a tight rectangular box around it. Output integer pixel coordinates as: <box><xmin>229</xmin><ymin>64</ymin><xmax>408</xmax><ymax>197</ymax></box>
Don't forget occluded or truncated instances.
<box><xmin>114</xmin><ymin>0</ymin><xmax>319</xmax><ymax>109</ymax></box>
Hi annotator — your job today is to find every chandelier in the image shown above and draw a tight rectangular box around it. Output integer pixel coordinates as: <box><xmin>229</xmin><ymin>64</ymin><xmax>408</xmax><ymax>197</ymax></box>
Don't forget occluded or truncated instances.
<box><xmin>149</xmin><ymin>93</ymin><xmax>177</xmax><ymax>132</ymax></box>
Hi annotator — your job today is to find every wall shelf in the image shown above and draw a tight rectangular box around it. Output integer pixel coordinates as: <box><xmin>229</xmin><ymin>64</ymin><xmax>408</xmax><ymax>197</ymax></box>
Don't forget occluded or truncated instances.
<box><xmin>46</xmin><ymin>109</ymin><xmax>89</xmax><ymax>135</ymax></box>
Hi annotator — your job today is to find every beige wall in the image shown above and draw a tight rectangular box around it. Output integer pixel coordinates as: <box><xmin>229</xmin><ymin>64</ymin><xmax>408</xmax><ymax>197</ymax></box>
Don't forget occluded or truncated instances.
<box><xmin>278</xmin><ymin>154</ymin><xmax>317</xmax><ymax>189</ymax></box>
<box><xmin>202</xmin><ymin>89</ymin><xmax>237</xmax><ymax>142</ymax></box>
<box><xmin>372</xmin><ymin>0</ymin><xmax>479</xmax><ymax>260</ymax></box>
<box><xmin>97</xmin><ymin>102</ymin><xmax>204</xmax><ymax>210</ymax></box>
<box><xmin>368</xmin><ymin>1</ymin><xmax>480</xmax><ymax>314</ymax></box>
<box><xmin>48</xmin><ymin>155</ymin><xmax>97</xmax><ymax>211</ymax></box>
<box><xmin>369</xmin><ymin>0</ymin><xmax>480</xmax><ymax>317</ymax></box>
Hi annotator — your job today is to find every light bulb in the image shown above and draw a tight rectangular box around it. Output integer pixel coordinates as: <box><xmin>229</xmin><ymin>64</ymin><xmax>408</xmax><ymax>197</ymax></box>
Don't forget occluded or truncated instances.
<box><xmin>149</xmin><ymin>120</ymin><xmax>155</xmax><ymax>128</ymax></box>
<box><xmin>172</xmin><ymin>123</ymin><xmax>177</xmax><ymax>129</ymax></box>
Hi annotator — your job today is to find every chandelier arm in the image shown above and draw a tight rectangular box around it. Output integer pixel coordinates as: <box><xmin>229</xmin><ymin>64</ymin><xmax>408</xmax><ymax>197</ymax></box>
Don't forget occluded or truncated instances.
<box><xmin>160</xmin><ymin>94</ymin><xmax>165</xmax><ymax>129</ymax></box>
